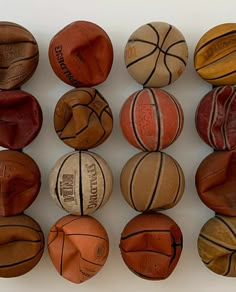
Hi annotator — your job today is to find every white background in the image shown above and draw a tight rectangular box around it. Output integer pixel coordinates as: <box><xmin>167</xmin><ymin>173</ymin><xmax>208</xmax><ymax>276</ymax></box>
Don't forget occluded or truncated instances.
<box><xmin>0</xmin><ymin>0</ymin><xmax>235</xmax><ymax>291</ymax></box>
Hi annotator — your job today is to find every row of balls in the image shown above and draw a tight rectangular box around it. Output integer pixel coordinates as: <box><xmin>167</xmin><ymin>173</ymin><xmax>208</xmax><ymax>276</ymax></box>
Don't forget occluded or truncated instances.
<box><xmin>194</xmin><ymin>23</ymin><xmax>236</xmax><ymax>277</ymax></box>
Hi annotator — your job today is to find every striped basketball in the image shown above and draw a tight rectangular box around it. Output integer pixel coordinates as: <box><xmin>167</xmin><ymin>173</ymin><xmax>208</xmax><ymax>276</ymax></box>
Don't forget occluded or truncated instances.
<box><xmin>49</xmin><ymin>150</ymin><xmax>113</xmax><ymax>215</ymax></box>
<box><xmin>120</xmin><ymin>151</ymin><xmax>185</xmax><ymax>211</ymax></box>
<box><xmin>120</xmin><ymin>212</ymin><xmax>183</xmax><ymax>280</ymax></box>
<box><xmin>54</xmin><ymin>87</ymin><xmax>113</xmax><ymax>150</ymax></box>
<box><xmin>120</xmin><ymin>88</ymin><xmax>184</xmax><ymax>151</ymax></box>
<box><xmin>198</xmin><ymin>215</ymin><xmax>236</xmax><ymax>276</ymax></box>
<box><xmin>196</xmin><ymin>86</ymin><xmax>236</xmax><ymax>150</ymax></box>
<box><xmin>124</xmin><ymin>22</ymin><xmax>188</xmax><ymax>87</ymax></box>
<box><xmin>0</xmin><ymin>214</ymin><xmax>44</xmax><ymax>277</ymax></box>
<box><xmin>194</xmin><ymin>23</ymin><xmax>236</xmax><ymax>85</ymax></box>
<box><xmin>48</xmin><ymin>214</ymin><xmax>109</xmax><ymax>284</ymax></box>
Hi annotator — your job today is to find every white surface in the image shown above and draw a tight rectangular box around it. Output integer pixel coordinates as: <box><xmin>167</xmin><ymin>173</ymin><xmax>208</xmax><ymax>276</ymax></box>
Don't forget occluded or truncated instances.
<box><xmin>0</xmin><ymin>0</ymin><xmax>235</xmax><ymax>291</ymax></box>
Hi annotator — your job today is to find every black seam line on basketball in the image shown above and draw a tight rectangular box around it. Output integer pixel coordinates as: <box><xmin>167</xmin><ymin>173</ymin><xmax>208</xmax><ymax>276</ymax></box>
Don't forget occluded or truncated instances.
<box><xmin>147</xmin><ymin>152</ymin><xmax>163</xmax><ymax>210</ymax></box>
<box><xmin>121</xmin><ymin>229</ymin><xmax>171</xmax><ymax>240</ymax></box>
<box><xmin>0</xmin><ymin>246</ymin><xmax>43</xmax><ymax>269</ymax></box>
<box><xmin>209</xmin><ymin>87</ymin><xmax>221</xmax><ymax>147</ymax></box>
<box><xmin>56</xmin><ymin>114</ymin><xmax>73</xmax><ymax>134</ymax></box>
<box><xmin>48</xmin><ymin>228</ymin><xmax>59</xmax><ymax>246</ymax></box>
<box><xmin>120</xmin><ymin>246</ymin><xmax>172</xmax><ymax>257</ymax></box>
<box><xmin>171</xmin><ymin>159</ymin><xmax>181</xmax><ymax>205</ymax></box>
<box><xmin>195</xmin><ymin>30</ymin><xmax>236</xmax><ymax>55</ymax></box>
<box><xmin>0</xmin><ymin>239</ymin><xmax>41</xmax><ymax>246</ymax></box>
<box><xmin>0</xmin><ymin>52</ymin><xmax>39</xmax><ymax>70</ymax></box>
<box><xmin>66</xmin><ymin>233</ymin><xmax>108</xmax><ymax>241</ymax></box>
<box><xmin>127</xmin><ymin>38</ymin><xmax>157</xmax><ymax>46</ymax></box>
<box><xmin>60</xmin><ymin>232</ymin><xmax>65</xmax><ymax>275</ymax></box>
<box><xmin>86</xmin><ymin>152</ymin><xmax>106</xmax><ymax>210</ymax></box>
<box><xmin>205</xmin><ymin>69</ymin><xmax>236</xmax><ymax>80</ymax></box>
<box><xmin>169</xmin><ymin>234</ymin><xmax>182</xmax><ymax>265</ymax></box>
<box><xmin>129</xmin><ymin>152</ymin><xmax>152</xmax><ymax>210</ymax></box>
<box><xmin>150</xmin><ymin>88</ymin><xmax>161</xmax><ymax>151</ymax></box>
<box><xmin>143</xmin><ymin>24</ymin><xmax>173</xmax><ymax>86</ymax></box>
<box><xmin>79</xmin><ymin>151</ymin><xmax>84</xmax><ymax>215</ymax></box>
<box><xmin>129</xmin><ymin>268</ymin><xmax>163</xmax><ymax>280</ymax></box>
<box><xmin>223</xmin><ymin>250</ymin><xmax>236</xmax><ymax>276</ymax></box>
<box><xmin>199</xmin><ymin>233</ymin><xmax>236</xmax><ymax>251</ymax></box>
<box><xmin>55</xmin><ymin>152</ymin><xmax>77</xmax><ymax>210</ymax></box>
<box><xmin>80</xmin><ymin>256</ymin><xmax>104</xmax><ymax>267</ymax></box>
<box><xmin>131</xmin><ymin>90</ymin><xmax>149</xmax><ymax>151</ymax></box>
<box><xmin>0</xmin><ymin>40</ymin><xmax>37</xmax><ymax>45</ymax></box>
<box><xmin>168</xmin><ymin>93</ymin><xmax>182</xmax><ymax>145</ymax></box>
<box><xmin>0</xmin><ymin>224</ymin><xmax>42</xmax><ymax>233</ymax></box>
<box><xmin>215</xmin><ymin>215</ymin><xmax>236</xmax><ymax>238</ymax></box>
<box><xmin>104</xmin><ymin>107</ymin><xmax>113</xmax><ymax>119</ymax></box>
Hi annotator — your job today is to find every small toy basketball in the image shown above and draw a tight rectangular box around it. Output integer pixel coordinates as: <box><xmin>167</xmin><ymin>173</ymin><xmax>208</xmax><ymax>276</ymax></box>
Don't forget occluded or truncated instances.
<box><xmin>124</xmin><ymin>21</ymin><xmax>188</xmax><ymax>87</ymax></box>
<box><xmin>48</xmin><ymin>214</ymin><xmax>109</xmax><ymax>284</ymax></box>
<box><xmin>120</xmin><ymin>88</ymin><xmax>184</xmax><ymax>151</ymax></box>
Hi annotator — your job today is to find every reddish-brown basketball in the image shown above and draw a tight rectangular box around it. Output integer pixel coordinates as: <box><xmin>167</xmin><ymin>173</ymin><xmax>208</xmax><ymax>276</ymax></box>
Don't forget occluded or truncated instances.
<box><xmin>120</xmin><ymin>88</ymin><xmax>184</xmax><ymax>151</ymax></box>
<box><xmin>48</xmin><ymin>215</ymin><xmax>109</xmax><ymax>284</ymax></box>
<box><xmin>120</xmin><ymin>212</ymin><xmax>183</xmax><ymax>280</ymax></box>
<box><xmin>196</xmin><ymin>86</ymin><xmax>236</xmax><ymax>150</ymax></box>
<box><xmin>54</xmin><ymin>87</ymin><xmax>113</xmax><ymax>150</ymax></box>
<box><xmin>0</xmin><ymin>90</ymin><xmax>42</xmax><ymax>149</ymax></box>
<box><xmin>196</xmin><ymin>150</ymin><xmax>236</xmax><ymax>216</ymax></box>
<box><xmin>48</xmin><ymin>21</ymin><xmax>113</xmax><ymax>87</ymax></box>
<box><xmin>0</xmin><ymin>214</ymin><xmax>44</xmax><ymax>277</ymax></box>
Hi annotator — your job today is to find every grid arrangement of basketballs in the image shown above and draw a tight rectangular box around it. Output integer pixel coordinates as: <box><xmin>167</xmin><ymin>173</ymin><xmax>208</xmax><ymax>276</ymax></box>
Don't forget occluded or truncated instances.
<box><xmin>194</xmin><ymin>23</ymin><xmax>236</xmax><ymax>277</ymax></box>
<box><xmin>0</xmin><ymin>22</ymin><xmax>44</xmax><ymax>277</ymax></box>
<box><xmin>119</xmin><ymin>21</ymin><xmax>188</xmax><ymax>280</ymax></box>
<box><xmin>47</xmin><ymin>21</ymin><xmax>114</xmax><ymax>284</ymax></box>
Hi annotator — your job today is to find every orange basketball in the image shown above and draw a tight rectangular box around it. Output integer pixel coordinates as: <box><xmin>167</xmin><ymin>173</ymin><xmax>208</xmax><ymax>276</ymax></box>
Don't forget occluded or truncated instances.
<box><xmin>120</xmin><ymin>88</ymin><xmax>184</xmax><ymax>151</ymax></box>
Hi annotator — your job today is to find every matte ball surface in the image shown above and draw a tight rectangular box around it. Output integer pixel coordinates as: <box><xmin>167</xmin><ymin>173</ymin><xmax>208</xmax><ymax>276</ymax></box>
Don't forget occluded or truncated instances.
<box><xmin>0</xmin><ymin>90</ymin><xmax>42</xmax><ymax>150</ymax></box>
<box><xmin>48</xmin><ymin>21</ymin><xmax>113</xmax><ymax>87</ymax></box>
<box><xmin>198</xmin><ymin>215</ymin><xmax>236</xmax><ymax>276</ymax></box>
<box><xmin>120</xmin><ymin>151</ymin><xmax>185</xmax><ymax>211</ymax></box>
<box><xmin>49</xmin><ymin>150</ymin><xmax>113</xmax><ymax>215</ymax></box>
<box><xmin>194</xmin><ymin>23</ymin><xmax>236</xmax><ymax>85</ymax></box>
<box><xmin>196</xmin><ymin>86</ymin><xmax>236</xmax><ymax>150</ymax></box>
<box><xmin>124</xmin><ymin>21</ymin><xmax>188</xmax><ymax>87</ymax></box>
<box><xmin>120</xmin><ymin>213</ymin><xmax>183</xmax><ymax>280</ymax></box>
<box><xmin>54</xmin><ymin>87</ymin><xmax>113</xmax><ymax>150</ymax></box>
<box><xmin>196</xmin><ymin>150</ymin><xmax>236</xmax><ymax>216</ymax></box>
<box><xmin>48</xmin><ymin>215</ymin><xmax>109</xmax><ymax>284</ymax></box>
<box><xmin>0</xmin><ymin>150</ymin><xmax>41</xmax><ymax>216</ymax></box>
<box><xmin>0</xmin><ymin>21</ymin><xmax>39</xmax><ymax>90</ymax></box>
<box><xmin>0</xmin><ymin>214</ymin><xmax>44</xmax><ymax>277</ymax></box>
<box><xmin>120</xmin><ymin>88</ymin><xmax>184</xmax><ymax>151</ymax></box>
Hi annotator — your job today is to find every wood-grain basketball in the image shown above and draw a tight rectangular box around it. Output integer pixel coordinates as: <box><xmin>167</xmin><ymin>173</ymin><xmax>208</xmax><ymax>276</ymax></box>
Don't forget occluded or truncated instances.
<box><xmin>120</xmin><ymin>88</ymin><xmax>184</xmax><ymax>151</ymax></box>
<box><xmin>54</xmin><ymin>87</ymin><xmax>113</xmax><ymax>150</ymax></box>
<box><xmin>49</xmin><ymin>150</ymin><xmax>113</xmax><ymax>215</ymax></box>
<box><xmin>48</xmin><ymin>214</ymin><xmax>109</xmax><ymax>284</ymax></box>
<box><xmin>120</xmin><ymin>151</ymin><xmax>185</xmax><ymax>211</ymax></box>
<box><xmin>120</xmin><ymin>212</ymin><xmax>183</xmax><ymax>280</ymax></box>
<box><xmin>125</xmin><ymin>22</ymin><xmax>188</xmax><ymax>87</ymax></box>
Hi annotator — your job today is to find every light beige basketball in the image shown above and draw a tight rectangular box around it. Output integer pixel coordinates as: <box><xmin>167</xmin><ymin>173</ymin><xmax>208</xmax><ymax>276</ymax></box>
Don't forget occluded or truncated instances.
<box><xmin>120</xmin><ymin>151</ymin><xmax>185</xmax><ymax>211</ymax></box>
<box><xmin>49</xmin><ymin>151</ymin><xmax>113</xmax><ymax>215</ymax></box>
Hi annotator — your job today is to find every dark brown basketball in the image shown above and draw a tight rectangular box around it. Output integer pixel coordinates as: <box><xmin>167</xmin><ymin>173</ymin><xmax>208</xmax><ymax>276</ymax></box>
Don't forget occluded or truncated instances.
<box><xmin>48</xmin><ymin>21</ymin><xmax>113</xmax><ymax>87</ymax></box>
<box><xmin>48</xmin><ymin>214</ymin><xmax>109</xmax><ymax>284</ymax></box>
<box><xmin>0</xmin><ymin>214</ymin><xmax>44</xmax><ymax>277</ymax></box>
<box><xmin>0</xmin><ymin>21</ymin><xmax>39</xmax><ymax>90</ymax></box>
<box><xmin>54</xmin><ymin>87</ymin><xmax>113</xmax><ymax>150</ymax></box>
<box><xmin>120</xmin><ymin>212</ymin><xmax>183</xmax><ymax>280</ymax></box>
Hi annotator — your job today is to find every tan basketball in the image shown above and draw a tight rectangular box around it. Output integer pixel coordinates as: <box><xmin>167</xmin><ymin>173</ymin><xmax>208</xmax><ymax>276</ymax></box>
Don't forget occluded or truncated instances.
<box><xmin>49</xmin><ymin>150</ymin><xmax>113</xmax><ymax>215</ymax></box>
<box><xmin>124</xmin><ymin>21</ymin><xmax>188</xmax><ymax>87</ymax></box>
<box><xmin>120</xmin><ymin>151</ymin><xmax>185</xmax><ymax>212</ymax></box>
<box><xmin>198</xmin><ymin>215</ymin><xmax>236</xmax><ymax>276</ymax></box>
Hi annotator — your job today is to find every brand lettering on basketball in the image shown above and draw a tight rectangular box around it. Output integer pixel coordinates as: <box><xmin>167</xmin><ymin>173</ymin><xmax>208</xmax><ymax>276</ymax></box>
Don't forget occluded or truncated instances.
<box><xmin>203</xmin><ymin>37</ymin><xmax>236</xmax><ymax>59</ymax></box>
<box><xmin>125</xmin><ymin>45</ymin><xmax>137</xmax><ymax>59</ymax></box>
<box><xmin>54</xmin><ymin>45</ymin><xmax>81</xmax><ymax>87</ymax></box>
<box><xmin>86</xmin><ymin>163</ymin><xmax>98</xmax><ymax>209</ymax></box>
<box><xmin>60</xmin><ymin>174</ymin><xmax>76</xmax><ymax>203</ymax></box>
<box><xmin>138</xmin><ymin>104</ymin><xmax>154</xmax><ymax>136</ymax></box>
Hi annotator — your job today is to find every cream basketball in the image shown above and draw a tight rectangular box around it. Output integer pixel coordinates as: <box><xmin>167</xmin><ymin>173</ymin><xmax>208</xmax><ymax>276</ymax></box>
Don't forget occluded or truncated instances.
<box><xmin>49</xmin><ymin>151</ymin><xmax>113</xmax><ymax>215</ymax></box>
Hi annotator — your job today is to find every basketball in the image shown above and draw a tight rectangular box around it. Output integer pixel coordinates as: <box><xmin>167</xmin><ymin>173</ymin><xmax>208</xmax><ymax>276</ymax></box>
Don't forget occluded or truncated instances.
<box><xmin>0</xmin><ymin>150</ymin><xmax>41</xmax><ymax>216</ymax></box>
<box><xmin>0</xmin><ymin>21</ymin><xmax>39</xmax><ymax>90</ymax></box>
<box><xmin>124</xmin><ymin>21</ymin><xmax>188</xmax><ymax>87</ymax></box>
<box><xmin>48</xmin><ymin>20</ymin><xmax>113</xmax><ymax>87</ymax></box>
<box><xmin>54</xmin><ymin>87</ymin><xmax>113</xmax><ymax>150</ymax></box>
<box><xmin>120</xmin><ymin>212</ymin><xmax>183</xmax><ymax>280</ymax></box>
<box><xmin>120</xmin><ymin>88</ymin><xmax>184</xmax><ymax>151</ymax></box>
<box><xmin>48</xmin><ymin>214</ymin><xmax>109</xmax><ymax>284</ymax></box>
<box><xmin>194</xmin><ymin>23</ymin><xmax>236</xmax><ymax>85</ymax></box>
<box><xmin>49</xmin><ymin>150</ymin><xmax>113</xmax><ymax>215</ymax></box>
<box><xmin>198</xmin><ymin>215</ymin><xmax>236</xmax><ymax>276</ymax></box>
<box><xmin>195</xmin><ymin>86</ymin><xmax>236</xmax><ymax>150</ymax></box>
<box><xmin>0</xmin><ymin>214</ymin><xmax>44</xmax><ymax>277</ymax></box>
<box><xmin>120</xmin><ymin>151</ymin><xmax>185</xmax><ymax>212</ymax></box>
